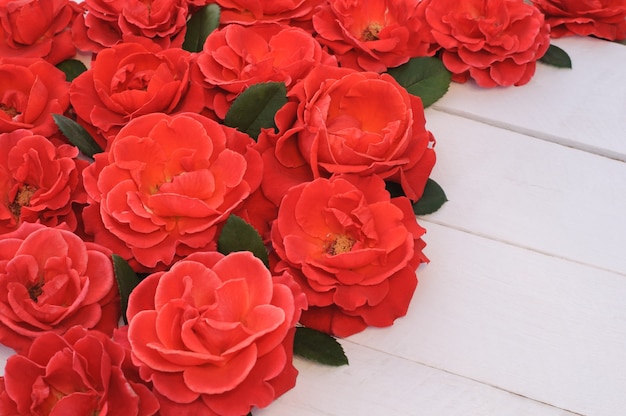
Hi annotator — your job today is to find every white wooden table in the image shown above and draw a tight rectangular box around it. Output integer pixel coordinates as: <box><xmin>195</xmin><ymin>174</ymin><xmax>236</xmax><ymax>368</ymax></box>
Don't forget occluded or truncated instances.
<box><xmin>2</xmin><ymin>36</ymin><xmax>625</xmax><ymax>416</ymax></box>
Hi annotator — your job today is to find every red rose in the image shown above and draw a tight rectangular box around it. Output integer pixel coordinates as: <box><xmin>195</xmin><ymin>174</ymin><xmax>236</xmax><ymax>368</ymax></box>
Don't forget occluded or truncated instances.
<box><xmin>71</xmin><ymin>0</ymin><xmax>196</xmax><ymax>53</ymax></box>
<box><xmin>215</xmin><ymin>0</ymin><xmax>325</xmax><ymax>25</ymax></box>
<box><xmin>0</xmin><ymin>58</ymin><xmax>69</xmax><ymax>136</ymax></box>
<box><xmin>257</xmin><ymin>64</ymin><xmax>435</xmax><ymax>204</ymax></box>
<box><xmin>0</xmin><ymin>223</ymin><xmax>120</xmax><ymax>353</ymax></box>
<box><xmin>126</xmin><ymin>251</ymin><xmax>305</xmax><ymax>416</ymax></box>
<box><xmin>82</xmin><ymin>112</ymin><xmax>262</xmax><ymax>271</ymax></box>
<box><xmin>195</xmin><ymin>22</ymin><xmax>336</xmax><ymax>119</ymax></box>
<box><xmin>0</xmin><ymin>129</ymin><xmax>88</xmax><ymax>234</ymax></box>
<box><xmin>312</xmin><ymin>0</ymin><xmax>436</xmax><ymax>72</ymax></box>
<box><xmin>421</xmin><ymin>0</ymin><xmax>551</xmax><ymax>87</ymax></box>
<box><xmin>70</xmin><ymin>42</ymin><xmax>206</xmax><ymax>143</ymax></box>
<box><xmin>232</xmin><ymin>187</ymin><xmax>279</xmax><ymax>244</ymax></box>
<box><xmin>532</xmin><ymin>0</ymin><xmax>626</xmax><ymax>40</ymax></box>
<box><xmin>0</xmin><ymin>0</ymin><xmax>80</xmax><ymax>64</ymax></box>
<box><xmin>0</xmin><ymin>326</ymin><xmax>159</xmax><ymax>415</ymax></box>
<box><xmin>271</xmin><ymin>174</ymin><xmax>427</xmax><ymax>337</ymax></box>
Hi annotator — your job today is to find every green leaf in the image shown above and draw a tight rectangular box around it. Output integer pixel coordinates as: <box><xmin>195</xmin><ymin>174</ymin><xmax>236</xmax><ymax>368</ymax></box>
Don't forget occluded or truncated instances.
<box><xmin>224</xmin><ymin>82</ymin><xmax>288</xmax><ymax>140</ymax></box>
<box><xmin>52</xmin><ymin>113</ymin><xmax>103</xmax><ymax>158</ymax></box>
<box><xmin>217</xmin><ymin>215</ymin><xmax>269</xmax><ymax>268</ymax></box>
<box><xmin>387</xmin><ymin>57</ymin><xmax>452</xmax><ymax>107</ymax></box>
<box><xmin>539</xmin><ymin>44</ymin><xmax>572</xmax><ymax>69</ymax></box>
<box><xmin>182</xmin><ymin>4</ymin><xmax>220</xmax><ymax>53</ymax></box>
<box><xmin>112</xmin><ymin>255</ymin><xmax>141</xmax><ymax>325</ymax></box>
<box><xmin>385</xmin><ymin>181</ymin><xmax>404</xmax><ymax>199</ymax></box>
<box><xmin>412</xmin><ymin>178</ymin><xmax>447</xmax><ymax>215</ymax></box>
<box><xmin>56</xmin><ymin>59</ymin><xmax>87</xmax><ymax>82</ymax></box>
<box><xmin>293</xmin><ymin>327</ymin><xmax>348</xmax><ymax>366</ymax></box>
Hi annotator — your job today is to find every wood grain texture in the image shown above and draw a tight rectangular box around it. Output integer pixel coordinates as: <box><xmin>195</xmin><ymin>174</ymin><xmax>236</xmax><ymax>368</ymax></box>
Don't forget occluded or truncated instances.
<box><xmin>423</xmin><ymin>109</ymin><xmax>626</xmax><ymax>275</ymax></box>
<box><xmin>349</xmin><ymin>222</ymin><xmax>626</xmax><ymax>416</ymax></box>
<box><xmin>256</xmin><ymin>341</ymin><xmax>579</xmax><ymax>416</ymax></box>
<box><xmin>432</xmin><ymin>37</ymin><xmax>626</xmax><ymax>161</ymax></box>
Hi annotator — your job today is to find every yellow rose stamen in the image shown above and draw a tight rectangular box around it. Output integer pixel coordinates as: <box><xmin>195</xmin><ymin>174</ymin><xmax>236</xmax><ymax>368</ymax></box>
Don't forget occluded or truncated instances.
<box><xmin>362</xmin><ymin>23</ymin><xmax>383</xmax><ymax>41</ymax></box>
<box><xmin>9</xmin><ymin>184</ymin><xmax>37</xmax><ymax>217</ymax></box>
<box><xmin>1</xmin><ymin>103</ymin><xmax>20</xmax><ymax>118</ymax></box>
<box><xmin>325</xmin><ymin>234</ymin><xmax>356</xmax><ymax>255</ymax></box>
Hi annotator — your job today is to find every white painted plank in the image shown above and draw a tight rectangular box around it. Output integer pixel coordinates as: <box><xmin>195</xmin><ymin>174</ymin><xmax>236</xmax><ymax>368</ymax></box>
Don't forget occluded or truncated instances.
<box><xmin>349</xmin><ymin>222</ymin><xmax>626</xmax><ymax>416</ymax></box>
<box><xmin>432</xmin><ymin>37</ymin><xmax>626</xmax><ymax>161</ymax></box>
<box><xmin>0</xmin><ymin>331</ymin><xmax>577</xmax><ymax>416</ymax></box>
<box><xmin>255</xmin><ymin>341</ymin><xmax>578</xmax><ymax>416</ymax></box>
<box><xmin>424</xmin><ymin>109</ymin><xmax>626</xmax><ymax>275</ymax></box>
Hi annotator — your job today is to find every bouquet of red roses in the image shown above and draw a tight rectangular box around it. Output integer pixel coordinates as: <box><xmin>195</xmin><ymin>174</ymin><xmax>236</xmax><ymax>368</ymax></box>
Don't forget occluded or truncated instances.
<box><xmin>1</xmin><ymin>0</ymin><xmax>623</xmax><ymax>415</ymax></box>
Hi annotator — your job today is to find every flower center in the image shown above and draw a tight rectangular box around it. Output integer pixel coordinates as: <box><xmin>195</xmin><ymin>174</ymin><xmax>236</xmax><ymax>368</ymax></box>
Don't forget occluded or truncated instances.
<box><xmin>9</xmin><ymin>184</ymin><xmax>37</xmax><ymax>217</ymax></box>
<box><xmin>1</xmin><ymin>103</ymin><xmax>20</xmax><ymax>118</ymax></box>
<box><xmin>28</xmin><ymin>281</ymin><xmax>44</xmax><ymax>302</ymax></box>
<box><xmin>326</xmin><ymin>234</ymin><xmax>356</xmax><ymax>255</ymax></box>
<box><xmin>362</xmin><ymin>22</ymin><xmax>383</xmax><ymax>41</ymax></box>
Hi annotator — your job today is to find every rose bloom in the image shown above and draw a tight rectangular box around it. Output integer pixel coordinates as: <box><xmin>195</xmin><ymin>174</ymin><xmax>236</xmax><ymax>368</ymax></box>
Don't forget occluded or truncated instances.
<box><xmin>195</xmin><ymin>22</ymin><xmax>337</xmax><ymax>119</ymax></box>
<box><xmin>0</xmin><ymin>222</ymin><xmax>120</xmax><ymax>354</ymax></box>
<box><xmin>312</xmin><ymin>0</ymin><xmax>436</xmax><ymax>72</ymax></box>
<box><xmin>421</xmin><ymin>0</ymin><xmax>551</xmax><ymax>87</ymax></box>
<box><xmin>81</xmin><ymin>112</ymin><xmax>262</xmax><ymax>272</ymax></box>
<box><xmin>125</xmin><ymin>251</ymin><xmax>305</xmax><ymax>416</ymax></box>
<box><xmin>70</xmin><ymin>42</ymin><xmax>206</xmax><ymax>144</ymax></box>
<box><xmin>215</xmin><ymin>0</ymin><xmax>325</xmax><ymax>25</ymax></box>
<box><xmin>71</xmin><ymin>0</ymin><xmax>206</xmax><ymax>53</ymax></box>
<box><xmin>257</xmin><ymin>64</ymin><xmax>435</xmax><ymax>205</ymax></box>
<box><xmin>0</xmin><ymin>57</ymin><xmax>70</xmax><ymax>136</ymax></box>
<box><xmin>0</xmin><ymin>0</ymin><xmax>80</xmax><ymax>64</ymax></box>
<box><xmin>271</xmin><ymin>174</ymin><xmax>427</xmax><ymax>337</ymax></box>
<box><xmin>0</xmin><ymin>326</ymin><xmax>159</xmax><ymax>416</ymax></box>
<box><xmin>532</xmin><ymin>0</ymin><xmax>626</xmax><ymax>40</ymax></box>
<box><xmin>0</xmin><ymin>129</ymin><xmax>88</xmax><ymax>234</ymax></box>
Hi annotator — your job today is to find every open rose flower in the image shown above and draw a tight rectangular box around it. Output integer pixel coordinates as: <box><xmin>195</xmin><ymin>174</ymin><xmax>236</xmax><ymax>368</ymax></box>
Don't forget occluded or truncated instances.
<box><xmin>71</xmin><ymin>0</ymin><xmax>202</xmax><ymax>53</ymax></box>
<box><xmin>81</xmin><ymin>112</ymin><xmax>262</xmax><ymax>271</ymax></box>
<box><xmin>0</xmin><ymin>57</ymin><xmax>69</xmax><ymax>136</ymax></box>
<box><xmin>0</xmin><ymin>222</ymin><xmax>120</xmax><ymax>353</ymax></box>
<box><xmin>125</xmin><ymin>251</ymin><xmax>305</xmax><ymax>416</ymax></box>
<box><xmin>271</xmin><ymin>174</ymin><xmax>427</xmax><ymax>337</ymax></box>
<box><xmin>0</xmin><ymin>129</ymin><xmax>88</xmax><ymax>234</ymax></box>
<box><xmin>215</xmin><ymin>0</ymin><xmax>324</xmax><ymax>25</ymax></box>
<box><xmin>70</xmin><ymin>42</ymin><xmax>206</xmax><ymax>144</ymax></box>
<box><xmin>421</xmin><ymin>0</ymin><xmax>551</xmax><ymax>87</ymax></box>
<box><xmin>0</xmin><ymin>326</ymin><xmax>159</xmax><ymax>415</ymax></box>
<box><xmin>257</xmin><ymin>64</ymin><xmax>435</xmax><ymax>204</ymax></box>
<box><xmin>312</xmin><ymin>0</ymin><xmax>436</xmax><ymax>72</ymax></box>
<box><xmin>532</xmin><ymin>0</ymin><xmax>626</xmax><ymax>40</ymax></box>
<box><xmin>0</xmin><ymin>0</ymin><xmax>80</xmax><ymax>64</ymax></box>
<box><xmin>195</xmin><ymin>22</ymin><xmax>337</xmax><ymax>119</ymax></box>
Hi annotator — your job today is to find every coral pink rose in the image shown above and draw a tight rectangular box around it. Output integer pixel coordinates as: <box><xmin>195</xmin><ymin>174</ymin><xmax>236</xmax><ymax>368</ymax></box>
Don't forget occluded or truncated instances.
<box><xmin>0</xmin><ymin>0</ymin><xmax>80</xmax><ymax>64</ymax></box>
<box><xmin>82</xmin><ymin>112</ymin><xmax>262</xmax><ymax>271</ymax></box>
<box><xmin>532</xmin><ymin>0</ymin><xmax>626</xmax><ymax>40</ymax></box>
<box><xmin>0</xmin><ymin>223</ymin><xmax>120</xmax><ymax>353</ymax></box>
<box><xmin>71</xmin><ymin>0</ymin><xmax>202</xmax><ymax>53</ymax></box>
<box><xmin>70</xmin><ymin>42</ymin><xmax>206</xmax><ymax>144</ymax></box>
<box><xmin>0</xmin><ymin>57</ymin><xmax>69</xmax><ymax>136</ymax></box>
<box><xmin>312</xmin><ymin>0</ymin><xmax>436</xmax><ymax>72</ymax></box>
<box><xmin>420</xmin><ymin>0</ymin><xmax>550</xmax><ymax>87</ymax></box>
<box><xmin>195</xmin><ymin>22</ymin><xmax>337</xmax><ymax>119</ymax></box>
<box><xmin>271</xmin><ymin>174</ymin><xmax>427</xmax><ymax>337</ymax></box>
<box><xmin>0</xmin><ymin>129</ymin><xmax>88</xmax><ymax>234</ymax></box>
<box><xmin>257</xmin><ymin>64</ymin><xmax>435</xmax><ymax>204</ymax></box>
<box><xmin>126</xmin><ymin>251</ymin><xmax>305</xmax><ymax>416</ymax></box>
<box><xmin>215</xmin><ymin>0</ymin><xmax>325</xmax><ymax>25</ymax></box>
<box><xmin>0</xmin><ymin>326</ymin><xmax>159</xmax><ymax>415</ymax></box>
